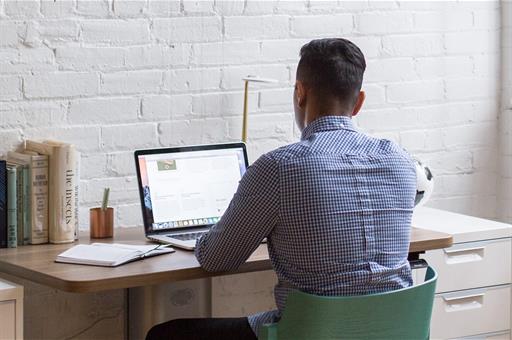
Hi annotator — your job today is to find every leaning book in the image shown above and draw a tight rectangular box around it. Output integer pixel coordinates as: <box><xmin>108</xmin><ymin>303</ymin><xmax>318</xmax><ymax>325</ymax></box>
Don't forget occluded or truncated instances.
<box><xmin>8</xmin><ymin>151</ymin><xmax>48</xmax><ymax>244</ymax></box>
<box><xmin>25</xmin><ymin>140</ymin><xmax>76</xmax><ymax>244</ymax></box>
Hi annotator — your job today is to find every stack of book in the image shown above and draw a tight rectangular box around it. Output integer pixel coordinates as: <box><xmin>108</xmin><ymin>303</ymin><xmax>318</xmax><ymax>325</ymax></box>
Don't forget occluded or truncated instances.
<box><xmin>0</xmin><ymin>140</ymin><xmax>80</xmax><ymax>248</ymax></box>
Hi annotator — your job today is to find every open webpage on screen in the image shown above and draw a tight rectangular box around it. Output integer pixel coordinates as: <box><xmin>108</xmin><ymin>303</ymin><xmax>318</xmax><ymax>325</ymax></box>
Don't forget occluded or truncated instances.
<box><xmin>146</xmin><ymin>153</ymin><xmax>242</xmax><ymax>223</ymax></box>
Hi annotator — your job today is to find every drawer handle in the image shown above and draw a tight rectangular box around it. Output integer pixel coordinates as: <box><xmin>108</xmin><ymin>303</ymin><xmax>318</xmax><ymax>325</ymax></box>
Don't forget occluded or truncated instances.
<box><xmin>443</xmin><ymin>246</ymin><xmax>485</xmax><ymax>264</ymax></box>
<box><xmin>442</xmin><ymin>293</ymin><xmax>484</xmax><ymax>312</ymax></box>
<box><xmin>442</xmin><ymin>293</ymin><xmax>485</xmax><ymax>302</ymax></box>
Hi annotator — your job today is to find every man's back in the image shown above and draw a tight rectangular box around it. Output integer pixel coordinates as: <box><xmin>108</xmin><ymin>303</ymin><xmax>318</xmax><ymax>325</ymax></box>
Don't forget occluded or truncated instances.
<box><xmin>268</xmin><ymin>116</ymin><xmax>415</xmax><ymax>306</ymax></box>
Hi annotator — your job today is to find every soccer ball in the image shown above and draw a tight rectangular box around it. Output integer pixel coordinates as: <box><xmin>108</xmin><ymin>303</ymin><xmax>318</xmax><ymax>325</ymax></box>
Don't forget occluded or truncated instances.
<box><xmin>414</xmin><ymin>158</ymin><xmax>434</xmax><ymax>207</ymax></box>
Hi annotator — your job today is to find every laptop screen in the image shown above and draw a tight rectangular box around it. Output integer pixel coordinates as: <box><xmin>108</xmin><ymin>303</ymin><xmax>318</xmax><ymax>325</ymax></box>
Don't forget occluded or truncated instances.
<box><xmin>136</xmin><ymin>145</ymin><xmax>247</xmax><ymax>234</ymax></box>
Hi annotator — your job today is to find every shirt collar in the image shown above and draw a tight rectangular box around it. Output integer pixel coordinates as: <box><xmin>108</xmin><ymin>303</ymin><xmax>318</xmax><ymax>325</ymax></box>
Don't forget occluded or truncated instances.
<box><xmin>301</xmin><ymin>115</ymin><xmax>356</xmax><ymax>140</ymax></box>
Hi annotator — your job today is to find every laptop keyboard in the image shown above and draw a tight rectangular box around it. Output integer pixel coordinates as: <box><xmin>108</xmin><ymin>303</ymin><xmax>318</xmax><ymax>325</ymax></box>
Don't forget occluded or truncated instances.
<box><xmin>168</xmin><ymin>232</ymin><xmax>207</xmax><ymax>241</ymax></box>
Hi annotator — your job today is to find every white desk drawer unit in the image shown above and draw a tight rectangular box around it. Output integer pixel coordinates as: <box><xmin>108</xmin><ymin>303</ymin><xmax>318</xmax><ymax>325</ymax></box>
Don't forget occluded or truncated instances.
<box><xmin>413</xmin><ymin>208</ymin><xmax>512</xmax><ymax>340</ymax></box>
<box><xmin>0</xmin><ymin>278</ymin><xmax>23</xmax><ymax>340</ymax></box>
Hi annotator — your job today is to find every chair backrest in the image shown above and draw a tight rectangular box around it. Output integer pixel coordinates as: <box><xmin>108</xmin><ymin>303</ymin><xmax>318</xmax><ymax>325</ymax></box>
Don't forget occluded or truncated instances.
<box><xmin>259</xmin><ymin>266</ymin><xmax>437</xmax><ymax>340</ymax></box>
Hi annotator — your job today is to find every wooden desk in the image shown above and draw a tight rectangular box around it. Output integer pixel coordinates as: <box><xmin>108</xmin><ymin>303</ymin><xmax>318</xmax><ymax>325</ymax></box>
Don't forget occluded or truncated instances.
<box><xmin>0</xmin><ymin>227</ymin><xmax>452</xmax><ymax>293</ymax></box>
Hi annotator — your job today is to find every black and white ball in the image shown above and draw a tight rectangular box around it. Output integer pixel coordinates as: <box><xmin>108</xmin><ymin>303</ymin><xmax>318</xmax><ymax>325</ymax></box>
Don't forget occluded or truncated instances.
<box><xmin>414</xmin><ymin>158</ymin><xmax>434</xmax><ymax>207</ymax></box>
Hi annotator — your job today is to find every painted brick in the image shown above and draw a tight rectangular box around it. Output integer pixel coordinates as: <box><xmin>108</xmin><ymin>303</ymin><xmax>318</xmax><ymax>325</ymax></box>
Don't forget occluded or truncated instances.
<box><xmin>116</xmin><ymin>204</ymin><xmax>143</xmax><ymax>227</ymax></box>
<box><xmin>387</xmin><ymin>79</ymin><xmax>444</xmax><ymax>104</ymax></box>
<box><xmin>382</xmin><ymin>34</ymin><xmax>444</xmax><ymax>57</ymax></box>
<box><xmin>308</xmin><ymin>1</ymin><xmax>341</xmax><ymax>13</ymax></box>
<box><xmin>80</xmin><ymin>153</ymin><xmax>108</xmax><ymax>179</ymax></box>
<box><xmin>365</xmin><ymin>58</ymin><xmax>416</xmax><ymax>83</ymax></box>
<box><xmin>473</xmin><ymin>54</ymin><xmax>500</xmax><ymax>77</ymax></box>
<box><xmin>24</xmin><ymin>72</ymin><xmax>99</xmax><ymax>99</ymax></box>
<box><xmin>191</xmin><ymin>41</ymin><xmax>261</xmax><ymax>65</ymax></box>
<box><xmin>224</xmin><ymin>15</ymin><xmax>290</xmax><ymax>40</ymax></box>
<box><xmin>0</xmin><ymin>130</ymin><xmax>23</xmax><ymax>153</ymax></box>
<box><xmin>359</xmin><ymin>108</ymin><xmax>420</xmax><ymax>132</ymax></box>
<box><xmin>214</xmin><ymin>1</ymin><xmax>245</xmax><ymax>15</ymax></box>
<box><xmin>291</xmin><ymin>14</ymin><xmax>353</xmax><ymax>37</ymax></box>
<box><xmin>445</xmin><ymin>30</ymin><xmax>500</xmax><ymax>55</ymax></box>
<box><xmin>107</xmin><ymin>151</ymin><xmax>136</xmax><ymax>177</ymax></box>
<box><xmin>360</xmin><ymin>83</ymin><xmax>386</xmax><ymax>107</ymax></box>
<box><xmin>399</xmin><ymin>129</ymin><xmax>444</xmax><ymax>153</ymax></box>
<box><xmin>81</xmin><ymin>20</ymin><xmax>150</xmax><ymax>45</ymax></box>
<box><xmin>24</xmin><ymin>126</ymin><xmax>101</xmax><ymax>151</ymax></box>
<box><xmin>0</xmin><ymin>101</ymin><xmax>67</xmax><ymax>128</ymax></box>
<box><xmin>82</xmin><ymin>176</ymin><xmax>139</xmax><ymax>204</ymax></box>
<box><xmin>69</xmin><ymin>97</ymin><xmax>140</xmax><ymax>124</ymax></box>
<box><xmin>445</xmin><ymin>77</ymin><xmax>497</xmax><ymax>101</ymax></box>
<box><xmin>349</xmin><ymin>36</ymin><xmax>382</xmax><ymax>59</ymax></box>
<box><xmin>124</xmin><ymin>45</ymin><xmax>190</xmax><ymax>68</ymax></box>
<box><xmin>0</xmin><ymin>76</ymin><xmax>22</xmax><ymax>100</ymax></box>
<box><xmin>159</xmin><ymin>118</ymin><xmax>229</xmax><ymax>146</ymax></box>
<box><xmin>141</xmin><ymin>95</ymin><xmax>192</xmax><ymax>120</ymax></box>
<box><xmin>37</xmin><ymin>20</ymin><xmax>80</xmax><ymax>42</ymax></box>
<box><xmin>274</xmin><ymin>0</ymin><xmax>308</xmax><ymax>13</ymax></box>
<box><xmin>442</xmin><ymin>123</ymin><xmax>497</xmax><ymax>149</ymax></box>
<box><xmin>0</xmin><ymin>22</ymin><xmax>20</xmax><ymax>47</ymax></box>
<box><xmin>243</xmin><ymin>0</ymin><xmax>275</xmax><ymax>14</ymax></box>
<box><xmin>415</xmin><ymin>56</ymin><xmax>474</xmax><ymax>79</ymax></box>
<box><xmin>76</xmin><ymin>0</ymin><xmax>111</xmax><ymax>17</ymax></box>
<box><xmin>192</xmin><ymin>91</ymin><xmax>258</xmax><ymax>117</ymax></box>
<box><xmin>40</xmin><ymin>0</ymin><xmax>76</xmax><ymax>18</ymax></box>
<box><xmin>473</xmin><ymin>9</ymin><xmax>501</xmax><ymax>30</ymax></box>
<box><xmin>113</xmin><ymin>0</ymin><xmax>146</xmax><ymax>17</ymax></box>
<box><xmin>162</xmin><ymin>68</ymin><xmax>221</xmax><ymax>92</ymax></box>
<box><xmin>100</xmin><ymin>70</ymin><xmax>163</xmax><ymax>95</ymax></box>
<box><xmin>413</xmin><ymin>10</ymin><xmax>473</xmax><ymax>32</ymax></box>
<box><xmin>57</xmin><ymin>46</ymin><xmax>126</xmax><ymax>71</ymax></box>
<box><xmin>153</xmin><ymin>16</ymin><xmax>222</xmax><ymax>43</ymax></box>
<box><xmin>260</xmin><ymin>39</ymin><xmax>307</xmax><ymax>62</ymax></box>
<box><xmin>355</xmin><ymin>12</ymin><xmax>413</xmax><ymax>34</ymax></box>
<box><xmin>183</xmin><ymin>0</ymin><xmax>214</xmax><ymax>13</ymax></box>
<box><xmin>4</xmin><ymin>0</ymin><xmax>41</xmax><ymax>18</ymax></box>
<box><xmin>101</xmin><ymin>123</ymin><xmax>158</xmax><ymax>151</ymax></box>
<box><xmin>147</xmin><ymin>1</ymin><xmax>181</xmax><ymax>16</ymax></box>
<box><xmin>258</xmin><ymin>88</ymin><xmax>294</xmax><ymax>112</ymax></box>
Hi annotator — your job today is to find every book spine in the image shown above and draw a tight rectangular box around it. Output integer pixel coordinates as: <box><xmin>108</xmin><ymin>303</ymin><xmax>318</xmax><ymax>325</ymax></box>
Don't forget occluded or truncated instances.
<box><xmin>30</xmin><ymin>156</ymin><xmax>49</xmax><ymax>244</ymax></box>
<box><xmin>15</xmin><ymin>164</ymin><xmax>23</xmax><ymax>246</ymax></box>
<box><xmin>22</xmin><ymin>165</ymin><xmax>30</xmax><ymax>245</ymax></box>
<box><xmin>0</xmin><ymin>161</ymin><xmax>7</xmax><ymax>248</ymax></box>
<box><xmin>74</xmin><ymin>152</ymin><xmax>80</xmax><ymax>241</ymax></box>
<box><xmin>49</xmin><ymin>145</ymin><xmax>75</xmax><ymax>243</ymax></box>
<box><xmin>7</xmin><ymin>166</ymin><xmax>17</xmax><ymax>248</ymax></box>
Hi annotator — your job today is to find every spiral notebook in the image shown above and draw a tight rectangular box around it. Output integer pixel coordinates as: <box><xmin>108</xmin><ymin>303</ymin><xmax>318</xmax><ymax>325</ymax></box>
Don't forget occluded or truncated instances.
<box><xmin>55</xmin><ymin>243</ymin><xmax>174</xmax><ymax>267</ymax></box>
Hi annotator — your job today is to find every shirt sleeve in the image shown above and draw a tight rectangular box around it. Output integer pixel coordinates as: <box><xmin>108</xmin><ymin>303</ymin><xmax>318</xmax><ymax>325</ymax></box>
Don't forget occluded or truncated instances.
<box><xmin>195</xmin><ymin>153</ymin><xmax>280</xmax><ymax>272</ymax></box>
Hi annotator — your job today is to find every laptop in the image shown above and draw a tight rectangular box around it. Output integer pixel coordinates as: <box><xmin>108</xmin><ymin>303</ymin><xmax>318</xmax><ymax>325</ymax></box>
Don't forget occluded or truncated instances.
<box><xmin>134</xmin><ymin>143</ymin><xmax>248</xmax><ymax>250</ymax></box>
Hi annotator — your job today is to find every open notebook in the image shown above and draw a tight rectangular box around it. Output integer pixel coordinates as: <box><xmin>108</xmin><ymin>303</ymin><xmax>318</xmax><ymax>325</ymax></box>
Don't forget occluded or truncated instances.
<box><xmin>55</xmin><ymin>243</ymin><xmax>174</xmax><ymax>267</ymax></box>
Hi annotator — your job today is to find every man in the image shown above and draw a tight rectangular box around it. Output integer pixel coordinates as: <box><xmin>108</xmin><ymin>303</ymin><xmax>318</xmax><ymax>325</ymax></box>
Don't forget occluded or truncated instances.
<box><xmin>146</xmin><ymin>38</ymin><xmax>416</xmax><ymax>340</ymax></box>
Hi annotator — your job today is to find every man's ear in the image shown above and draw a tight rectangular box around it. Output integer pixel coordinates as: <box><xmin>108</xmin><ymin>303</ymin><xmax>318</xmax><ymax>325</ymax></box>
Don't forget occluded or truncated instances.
<box><xmin>351</xmin><ymin>91</ymin><xmax>365</xmax><ymax>117</ymax></box>
<box><xmin>295</xmin><ymin>80</ymin><xmax>307</xmax><ymax>109</ymax></box>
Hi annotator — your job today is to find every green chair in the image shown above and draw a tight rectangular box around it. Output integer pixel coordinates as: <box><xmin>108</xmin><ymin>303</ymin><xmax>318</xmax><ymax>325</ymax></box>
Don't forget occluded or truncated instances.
<box><xmin>259</xmin><ymin>266</ymin><xmax>437</xmax><ymax>340</ymax></box>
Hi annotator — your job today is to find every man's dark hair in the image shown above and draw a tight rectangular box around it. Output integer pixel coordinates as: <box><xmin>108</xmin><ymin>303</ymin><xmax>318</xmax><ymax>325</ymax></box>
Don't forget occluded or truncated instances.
<box><xmin>297</xmin><ymin>38</ymin><xmax>366</xmax><ymax>110</ymax></box>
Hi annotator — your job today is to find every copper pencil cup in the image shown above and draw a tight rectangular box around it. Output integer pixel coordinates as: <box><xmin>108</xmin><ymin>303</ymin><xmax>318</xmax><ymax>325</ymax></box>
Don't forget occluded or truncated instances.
<box><xmin>90</xmin><ymin>207</ymin><xmax>114</xmax><ymax>238</ymax></box>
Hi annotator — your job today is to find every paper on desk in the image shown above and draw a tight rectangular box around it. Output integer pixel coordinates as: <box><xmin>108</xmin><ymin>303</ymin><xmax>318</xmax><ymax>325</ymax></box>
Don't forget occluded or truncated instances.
<box><xmin>55</xmin><ymin>243</ymin><xmax>174</xmax><ymax>267</ymax></box>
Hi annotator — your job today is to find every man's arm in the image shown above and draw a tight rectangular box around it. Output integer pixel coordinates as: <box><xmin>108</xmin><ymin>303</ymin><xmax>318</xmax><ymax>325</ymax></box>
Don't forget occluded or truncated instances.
<box><xmin>195</xmin><ymin>153</ymin><xmax>279</xmax><ymax>272</ymax></box>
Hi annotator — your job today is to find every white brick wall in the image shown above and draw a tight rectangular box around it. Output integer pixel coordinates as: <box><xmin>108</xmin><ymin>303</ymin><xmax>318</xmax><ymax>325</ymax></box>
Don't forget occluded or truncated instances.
<box><xmin>0</xmin><ymin>0</ymin><xmax>506</xmax><ymax>228</ymax></box>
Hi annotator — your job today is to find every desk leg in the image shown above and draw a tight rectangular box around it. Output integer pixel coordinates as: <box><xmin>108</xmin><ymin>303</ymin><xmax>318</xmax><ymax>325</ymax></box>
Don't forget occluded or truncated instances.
<box><xmin>127</xmin><ymin>278</ymin><xmax>212</xmax><ymax>340</ymax></box>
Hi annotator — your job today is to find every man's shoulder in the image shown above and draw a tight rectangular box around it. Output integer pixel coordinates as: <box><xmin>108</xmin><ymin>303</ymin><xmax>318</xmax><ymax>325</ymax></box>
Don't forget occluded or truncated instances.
<box><xmin>264</xmin><ymin>141</ymin><xmax>310</xmax><ymax>162</ymax></box>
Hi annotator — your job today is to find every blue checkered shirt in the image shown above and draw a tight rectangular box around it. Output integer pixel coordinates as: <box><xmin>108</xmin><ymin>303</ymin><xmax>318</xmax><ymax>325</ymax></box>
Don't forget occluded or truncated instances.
<box><xmin>195</xmin><ymin>115</ymin><xmax>416</xmax><ymax>335</ymax></box>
